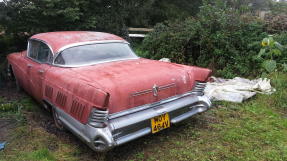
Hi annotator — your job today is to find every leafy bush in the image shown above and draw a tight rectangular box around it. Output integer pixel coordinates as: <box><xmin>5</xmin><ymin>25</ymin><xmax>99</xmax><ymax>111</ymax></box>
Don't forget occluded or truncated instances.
<box><xmin>141</xmin><ymin>2</ymin><xmax>269</xmax><ymax>78</ymax></box>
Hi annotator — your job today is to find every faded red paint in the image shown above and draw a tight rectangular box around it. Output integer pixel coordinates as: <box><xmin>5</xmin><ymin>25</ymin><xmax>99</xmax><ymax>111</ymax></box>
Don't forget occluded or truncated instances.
<box><xmin>7</xmin><ymin>32</ymin><xmax>212</xmax><ymax>124</ymax></box>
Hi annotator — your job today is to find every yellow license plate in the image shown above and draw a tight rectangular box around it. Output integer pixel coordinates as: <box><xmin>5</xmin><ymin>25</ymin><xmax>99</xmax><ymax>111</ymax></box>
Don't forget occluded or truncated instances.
<box><xmin>151</xmin><ymin>113</ymin><xmax>170</xmax><ymax>133</ymax></box>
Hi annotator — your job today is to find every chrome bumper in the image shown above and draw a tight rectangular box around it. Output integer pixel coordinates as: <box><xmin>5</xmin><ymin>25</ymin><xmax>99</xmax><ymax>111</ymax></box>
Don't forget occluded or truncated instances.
<box><xmin>57</xmin><ymin>94</ymin><xmax>211</xmax><ymax>152</ymax></box>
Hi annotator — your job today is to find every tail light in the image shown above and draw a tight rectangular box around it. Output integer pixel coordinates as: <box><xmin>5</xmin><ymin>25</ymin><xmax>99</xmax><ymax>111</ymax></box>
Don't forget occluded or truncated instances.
<box><xmin>191</xmin><ymin>81</ymin><xmax>206</xmax><ymax>96</ymax></box>
<box><xmin>88</xmin><ymin>108</ymin><xmax>108</xmax><ymax>128</ymax></box>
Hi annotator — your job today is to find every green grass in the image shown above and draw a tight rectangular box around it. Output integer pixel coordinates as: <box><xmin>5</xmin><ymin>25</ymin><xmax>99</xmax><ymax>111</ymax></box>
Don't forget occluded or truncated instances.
<box><xmin>0</xmin><ymin>73</ymin><xmax>286</xmax><ymax>161</ymax></box>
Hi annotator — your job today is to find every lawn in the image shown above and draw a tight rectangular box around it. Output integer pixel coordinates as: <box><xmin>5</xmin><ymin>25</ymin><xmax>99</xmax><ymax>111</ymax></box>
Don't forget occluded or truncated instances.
<box><xmin>0</xmin><ymin>73</ymin><xmax>286</xmax><ymax>161</ymax></box>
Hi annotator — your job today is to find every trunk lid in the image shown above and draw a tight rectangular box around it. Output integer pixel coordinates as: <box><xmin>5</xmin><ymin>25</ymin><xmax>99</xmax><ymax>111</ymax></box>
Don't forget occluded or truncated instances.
<box><xmin>70</xmin><ymin>59</ymin><xmax>194</xmax><ymax>113</ymax></box>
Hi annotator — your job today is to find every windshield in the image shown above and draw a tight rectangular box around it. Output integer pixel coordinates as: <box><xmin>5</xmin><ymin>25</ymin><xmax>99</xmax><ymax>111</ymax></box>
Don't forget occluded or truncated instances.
<box><xmin>54</xmin><ymin>43</ymin><xmax>138</xmax><ymax>66</ymax></box>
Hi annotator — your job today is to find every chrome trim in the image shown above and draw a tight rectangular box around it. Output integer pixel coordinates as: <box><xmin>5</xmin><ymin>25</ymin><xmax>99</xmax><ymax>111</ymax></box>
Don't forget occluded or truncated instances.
<box><xmin>109</xmin><ymin>95</ymin><xmax>211</xmax><ymax>131</ymax></box>
<box><xmin>160</xmin><ymin>83</ymin><xmax>176</xmax><ymax>90</ymax></box>
<box><xmin>152</xmin><ymin>84</ymin><xmax>158</xmax><ymax>96</ymax></box>
<box><xmin>171</xmin><ymin>106</ymin><xmax>207</xmax><ymax>123</ymax></box>
<box><xmin>52</xmin><ymin>57</ymin><xmax>139</xmax><ymax>68</ymax></box>
<box><xmin>132</xmin><ymin>89</ymin><xmax>152</xmax><ymax>97</ymax></box>
<box><xmin>108</xmin><ymin>95</ymin><xmax>211</xmax><ymax>147</ymax></box>
<box><xmin>131</xmin><ymin>83</ymin><xmax>176</xmax><ymax>97</ymax></box>
<box><xmin>110</xmin><ymin>90</ymin><xmax>195</xmax><ymax>119</ymax></box>
<box><xmin>115</xmin><ymin>128</ymin><xmax>151</xmax><ymax>145</ymax></box>
<box><xmin>56</xmin><ymin>40</ymin><xmax>129</xmax><ymax>55</ymax></box>
<box><xmin>55</xmin><ymin>107</ymin><xmax>115</xmax><ymax>152</ymax></box>
<box><xmin>191</xmin><ymin>81</ymin><xmax>207</xmax><ymax>96</ymax></box>
<box><xmin>49</xmin><ymin>93</ymin><xmax>211</xmax><ymax>152</ymax></box>
<box><xmin>88</xmin><ymin>108</ymin><xmax>109</xmax><ymax>128</ymax></box>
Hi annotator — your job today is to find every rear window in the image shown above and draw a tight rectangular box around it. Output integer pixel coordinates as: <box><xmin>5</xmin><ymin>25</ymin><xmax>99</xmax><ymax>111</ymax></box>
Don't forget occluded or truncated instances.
<box><xmin>54</xmin><ymin>43</ymin><xmax>138</xmax><ymax>66</ymax></box>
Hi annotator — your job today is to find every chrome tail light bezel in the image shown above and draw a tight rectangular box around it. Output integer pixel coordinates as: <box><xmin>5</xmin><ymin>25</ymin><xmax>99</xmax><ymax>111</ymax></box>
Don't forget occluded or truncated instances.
<box><xmin>191</xmin><ymin>81</ymin><xmax>207</xmax><ymax>96</ymax></box>
<box><xmin>88</xmin><ymin>108</ymin><xmax>108</xmax><ymax>128</ymax></box>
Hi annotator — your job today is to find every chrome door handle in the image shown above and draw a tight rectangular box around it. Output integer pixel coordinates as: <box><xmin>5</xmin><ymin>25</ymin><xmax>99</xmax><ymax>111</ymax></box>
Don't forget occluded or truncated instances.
<box><xmin>38</xmin><ymin>70</ymin><xmax>44</xmax><ymax>74</ymax></box>
<box><xmin>27</xmin><ymin>64</ymin><xmax>33</xmax><ymax>68</ymax></box>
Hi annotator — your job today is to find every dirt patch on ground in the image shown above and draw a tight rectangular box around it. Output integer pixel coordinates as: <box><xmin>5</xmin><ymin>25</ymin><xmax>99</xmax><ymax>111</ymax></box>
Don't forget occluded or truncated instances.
<box><xmin>0</xmin><ymin>119</ymin><xmax>17</xmax><ymax>142</ymax></box>
<box><xmin>0</xmin><ymin>84</ymin><xmax>23</xmax><ymax>101</ymax></box>
<box><xmin>0</xmin><ymin>85</ymin><xmax>23</xmax><ymax>143</ymax></box>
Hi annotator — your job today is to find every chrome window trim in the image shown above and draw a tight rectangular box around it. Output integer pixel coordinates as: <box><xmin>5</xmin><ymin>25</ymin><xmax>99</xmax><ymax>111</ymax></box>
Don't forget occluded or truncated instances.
<box><xmin>52</xmin><ymin>57</ymin><xmax>139</xmax><ymax>68</ymax></box>
<box><xmin>56</xmin><ymin>40</ymin><xmax>129</xmax><ymax>54</ymax></box>
<box><xmin>52</xmin><ymin>40</ymin><xmax>139</xmax><ymax>68</ymax></box>
<box><xmin>27</xmin><ymin>38</ymin><xmax>54</xmax><ymax>65</ymax></box>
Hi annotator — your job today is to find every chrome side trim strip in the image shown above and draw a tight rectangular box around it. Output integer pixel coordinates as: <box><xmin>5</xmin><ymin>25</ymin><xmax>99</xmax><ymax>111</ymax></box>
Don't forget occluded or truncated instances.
<box><xmin>52</xmin><ymin>57</ymin><xmax>139</xmax><ymax>68</ymax></box>
<box><xmin>131</xmin><ymin>83</ymin><xmax>176</xmax><ymax>97</ymax></box>
<box><xmin>132</xmin><ymin>89</ymin><xmax>152</xmax><ymax>96</ymax></box>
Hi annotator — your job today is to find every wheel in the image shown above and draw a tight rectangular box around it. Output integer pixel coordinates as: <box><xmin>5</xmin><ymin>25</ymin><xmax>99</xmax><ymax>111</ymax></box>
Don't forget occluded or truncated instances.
<box><xmin>52</xmin><ymin>108</ymin><xmax>65</xmax><ymax>131</ymax></box>
<box><xmin>8</xmin><ymin>65</ymin><xmax>22</xmax><ymax>92</ymax></box>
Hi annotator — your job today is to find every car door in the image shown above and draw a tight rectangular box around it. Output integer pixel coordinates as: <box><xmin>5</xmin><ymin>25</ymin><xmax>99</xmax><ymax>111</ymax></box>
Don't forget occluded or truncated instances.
<box><xmin>26</xmin><ymin>39</ymin><xmax>53</xmax><ymax>102</ymax></box>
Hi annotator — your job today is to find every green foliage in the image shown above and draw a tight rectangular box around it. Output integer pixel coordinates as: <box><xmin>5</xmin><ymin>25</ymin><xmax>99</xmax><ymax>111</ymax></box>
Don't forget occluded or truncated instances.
<box><xmin>1</xmin><ymin>0</ymin><xmax>124</xmax><ymax>35</ymax></box>
<box><xmin>262</xmin><ymin>60</ymin><xmax>277</xmax><ymax>73</ymax></box>
<box><xmin>28</xmin><ymin>148</ymin><xmax>56</xmax><ymax>161</ymax></box>
<box><xmin>256</xmin><ymin>35</ymin><xmax>287</xmax><ymax>73</ymax></box>
<box><xmin>0</xmin><ymin>102</ymin><xmax>17</xmax><ymax>112</ymax></box>
<box><xmin>0</xmin><ymin>0</ymin><xmax>203</xmax><ymax>37</ymax></box>
<box><xmin>270</xmin><ymin>0</ymin><xmax>287</xmax><ymax>15</ymax></box>
<box><xmin>141</xmin><ymin>2</ymin><xmax>267</xmax><ymax>78</ymax></box>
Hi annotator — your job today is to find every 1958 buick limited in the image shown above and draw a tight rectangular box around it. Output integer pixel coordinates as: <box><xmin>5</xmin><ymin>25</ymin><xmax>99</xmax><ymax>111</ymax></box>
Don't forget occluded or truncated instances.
<box><xmin>7</xmin><ymin>31</ymin><xmax>212</xmax><ymax>151</ymax></box>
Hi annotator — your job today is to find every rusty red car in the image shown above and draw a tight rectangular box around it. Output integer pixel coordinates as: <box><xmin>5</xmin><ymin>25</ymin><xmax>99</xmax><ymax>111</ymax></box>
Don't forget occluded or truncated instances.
<box><xmin>7</xmin><ymin>31</ymin><xmax>212</xmax><ymax>151</ymax></box>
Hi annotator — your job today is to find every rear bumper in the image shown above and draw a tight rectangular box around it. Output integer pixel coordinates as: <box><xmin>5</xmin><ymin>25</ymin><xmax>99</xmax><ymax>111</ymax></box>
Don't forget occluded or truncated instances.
<box><xmin>57</xmin><ymin>94</ymin><xmax>211</xmax><ymax>152</ymax></box>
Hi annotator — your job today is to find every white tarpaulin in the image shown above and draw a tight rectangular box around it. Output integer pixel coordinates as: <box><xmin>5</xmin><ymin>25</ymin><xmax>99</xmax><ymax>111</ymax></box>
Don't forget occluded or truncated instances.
<box><xmin>204</xmin><ymin>77</ymin><xmax>276</xmax><ymax>103</ymax></box>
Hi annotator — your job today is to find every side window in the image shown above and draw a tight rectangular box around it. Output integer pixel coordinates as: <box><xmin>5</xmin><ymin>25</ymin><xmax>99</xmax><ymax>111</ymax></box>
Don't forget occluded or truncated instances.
<box><xmin>28</xmin><ymin>40</ymin><xmax>52</xmax><ymax>63</ymax></box>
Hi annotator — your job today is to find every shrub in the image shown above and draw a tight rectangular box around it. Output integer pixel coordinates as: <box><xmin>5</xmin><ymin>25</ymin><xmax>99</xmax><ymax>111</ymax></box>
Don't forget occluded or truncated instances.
<box><xmin>141</xmin><ymin>2</ymin><xmax>268</xmax><ymax>78</ymax></box>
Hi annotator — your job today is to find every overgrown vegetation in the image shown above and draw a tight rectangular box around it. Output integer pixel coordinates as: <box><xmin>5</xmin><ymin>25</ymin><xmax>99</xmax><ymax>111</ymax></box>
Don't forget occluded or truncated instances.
<box><xmin>141</xmin><ymin>1</ymin><xmax>287</xmax><ymax>78</ymax></box>
<box><xmin>1</xmin><ymin>0</ymin><xmax>286</xmax><ymax>79</ymax></box>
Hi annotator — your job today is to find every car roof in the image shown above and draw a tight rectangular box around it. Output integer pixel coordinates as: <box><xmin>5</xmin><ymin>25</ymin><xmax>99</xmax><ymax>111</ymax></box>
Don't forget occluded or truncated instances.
<box><xmin>30</xmin><ymin>31</ymin><xmax>126</xmax><ymax>54</ymax></box>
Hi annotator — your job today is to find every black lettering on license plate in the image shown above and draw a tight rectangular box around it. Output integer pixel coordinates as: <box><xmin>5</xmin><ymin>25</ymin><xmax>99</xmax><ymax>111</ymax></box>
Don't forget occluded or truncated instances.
<box><xmin>151</xmin><ymin>113</ymin><xmax>170</xmax><ymax>133</ymax></box>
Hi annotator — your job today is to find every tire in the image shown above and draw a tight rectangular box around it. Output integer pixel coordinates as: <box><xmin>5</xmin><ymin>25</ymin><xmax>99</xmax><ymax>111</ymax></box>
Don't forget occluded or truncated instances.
<box><xmin>52</xmin><ymin>107</ymin><xmax>65</xmax><ymax>131</ymax></box>
<box><xmin>8</xmin><ymin>65</ymin><xmax>22</xmax><ymax>92</ymax></box>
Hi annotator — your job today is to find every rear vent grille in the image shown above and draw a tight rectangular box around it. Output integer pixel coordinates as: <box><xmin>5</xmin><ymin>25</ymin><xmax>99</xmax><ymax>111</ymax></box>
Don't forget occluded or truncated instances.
<box><xmin>191</xmin><ymin>82</ymin><xmax>206</xmax><ymax>96</ymax></box>
<box><xmin>70</xmin><ymin>100</ymin><xmax>85</xmax><ymax>119</ymax></box>
<box><xmin>45</xmin><ymin>85</ymin><xmax>53</xmax><ymax>99</ymax></box>
<box><xmin>56</xmin><ymin>92</ymin><xmax>67</xmax><ymax>107</ymax></box>
<box><xmin>88</xmin><ymin>108</ymin><xmax>108</xmax><ymax>128</ymax></box>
